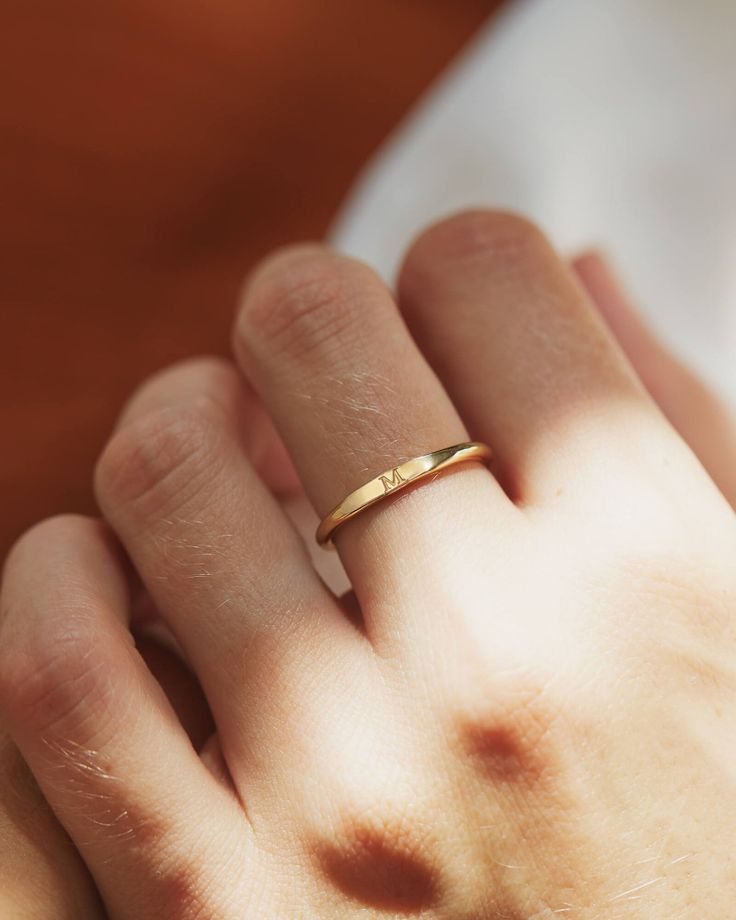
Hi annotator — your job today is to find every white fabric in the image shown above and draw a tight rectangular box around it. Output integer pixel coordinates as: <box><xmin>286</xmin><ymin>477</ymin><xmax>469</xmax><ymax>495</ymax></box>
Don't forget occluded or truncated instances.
<box><xmin>331</xmin><ymin>0</ymin><xmax>736</xmax><ymax>404</ymax></box>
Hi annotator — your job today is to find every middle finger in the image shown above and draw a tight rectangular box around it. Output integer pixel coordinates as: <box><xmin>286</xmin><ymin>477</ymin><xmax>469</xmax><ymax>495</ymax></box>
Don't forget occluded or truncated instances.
<box><xmin>94</xmin><ymin>357</ymin><xmax>365</xmax><ymax>771</ymax></box>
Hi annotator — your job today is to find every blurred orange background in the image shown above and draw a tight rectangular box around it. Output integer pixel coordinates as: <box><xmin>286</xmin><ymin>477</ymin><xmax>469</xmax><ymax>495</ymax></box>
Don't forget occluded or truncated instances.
<box><xmin>0</xmin><ymin>0</ymin><xmax>501</xmax><ymax>559</ymax></box>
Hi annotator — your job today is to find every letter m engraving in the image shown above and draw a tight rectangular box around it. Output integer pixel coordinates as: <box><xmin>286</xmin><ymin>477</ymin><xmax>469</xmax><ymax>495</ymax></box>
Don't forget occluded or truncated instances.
<box><xmin>379</xmin><ymin>468</ymin><xmax>406</xmax><ymax>494</ymax></box>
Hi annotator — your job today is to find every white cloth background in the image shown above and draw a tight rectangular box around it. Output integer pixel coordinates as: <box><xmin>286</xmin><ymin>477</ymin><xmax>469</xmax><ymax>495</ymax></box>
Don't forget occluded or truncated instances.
<box><xmin>331</xmin><ymin>0</ymin><xmax>736</xmax><ymax>405</ymax></box>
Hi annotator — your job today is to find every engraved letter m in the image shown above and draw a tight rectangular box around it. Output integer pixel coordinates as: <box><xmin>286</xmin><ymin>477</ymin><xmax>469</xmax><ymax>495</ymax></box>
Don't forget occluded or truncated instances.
<box><xmin>379</xmin><ymin>468</ymin><xmax>406</xmax><ymax>494</ymax></box>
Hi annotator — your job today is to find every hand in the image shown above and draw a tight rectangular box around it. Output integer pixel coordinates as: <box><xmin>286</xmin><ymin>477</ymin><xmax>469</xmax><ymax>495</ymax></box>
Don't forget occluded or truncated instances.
<box><xmin>2</xmin><ymin>211</ymin><xmax>735</xmax><ymax>918</ymax></box>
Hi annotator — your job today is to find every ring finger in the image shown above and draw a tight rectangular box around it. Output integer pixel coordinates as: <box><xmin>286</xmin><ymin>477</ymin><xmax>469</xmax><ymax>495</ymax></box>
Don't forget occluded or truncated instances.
<box><xmin>233</xmin><ymin>246</ymin><xmax>517</xmax><ymax>623</ymax></box>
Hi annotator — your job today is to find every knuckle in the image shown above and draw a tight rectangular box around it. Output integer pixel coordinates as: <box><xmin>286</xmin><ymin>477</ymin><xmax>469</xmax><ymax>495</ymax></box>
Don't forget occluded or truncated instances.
<box><xmin>311</xmin><ymin>790</ymin><xmax>442</xmax><ymax>913</ymax></box>
<box><xmin>146</xmin><ymin>355</ymin><xmax>237</xmax><ymax>393</ymax></box>
<box><xmin>401</xmin><ymin>209</ymin><xmax>549</xmax><ymax>289</ymax></box>
<box><xmin>614</xmin><ymin>547</ymin><xmax>736</xmax><ymax>675</ymax></box>
<box><xmin>121</xmin><ymin>356</ymin><xmax>242</xmax><ymax>423</ymax></box>
<box><xmin>154</xmin><ymin>868</ymin><xmax>213</xmax><ymax>920</ymax></box>
<box><xmin>143</xmin><ymin>841</ymin><xmax>246</xmax><ymax>920</ymax></box>
<box><xmin>2</xmin><ymin>514</ymin><xmax>102</xmax><ymax>583</ymax></box>
<box><xmin>95</xmin><ymin>401</ymin><xmax>223</xmax><ymax>517</ymax></box>
<box><xmin>0</xmin><ymin>614</ymin><xmax>114</xmax><ymax>743</ymax></box>
<box><xmin>599</xmin><ymin>513</ymin><xmax>736</xmax><ymax>640</ymax></box>
<box><xmin>0</xmin><ymin>516</ymin><xmax>116</xmax><ymax>735</ymax></box>
<box><xmin>445</xmin><ymin>666</ymin><xmax>565</xmax><ymax>787</ymax></box>
<box><xmin>0</xmin><ymin>514</ymin><xmax>111</xmax><ymax>649</ymax></box>
<box><xmin>237</xmin><ymin>246</ymin><xmax>384</xmax><ymax>361</ymax></box>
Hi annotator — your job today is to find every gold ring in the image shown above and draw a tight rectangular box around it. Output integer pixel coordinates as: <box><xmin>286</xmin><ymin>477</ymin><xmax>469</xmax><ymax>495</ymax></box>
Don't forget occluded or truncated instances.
<box><xmin>316</xmin><ymin>441</ymin><xmax>492</xmax><ymax>549</ymax></box>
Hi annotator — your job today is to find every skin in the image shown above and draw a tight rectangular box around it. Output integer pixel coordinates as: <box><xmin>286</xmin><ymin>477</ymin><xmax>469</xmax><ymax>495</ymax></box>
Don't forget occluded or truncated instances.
<box><xmin>0</xmin><ymin>212</ymin><xmax>735</xmax><ymax>917</ymax></box>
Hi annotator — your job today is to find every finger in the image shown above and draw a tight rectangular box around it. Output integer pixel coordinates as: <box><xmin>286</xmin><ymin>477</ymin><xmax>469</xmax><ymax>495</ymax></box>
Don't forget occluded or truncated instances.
<box><xmin>397</xmin><ymin>211</ymin><xmax>690</xmax><ymax>506</ymax></box>
<box><xmin>95</xmin><ymin>357</ymin><xmax>368</xmax><ymax>785</ymax></box>
<box><xmin>0</xmin><ymin>515</ymin><xmax>249</xmax><ymax>920</ymax></box>
<box><xmin>118</xmin><ymin>358</ymin><xmax>345</xmax><ymax>590</ymax></box>
<box><xmin>118</xmin><ymin>355</ymin><xmax>302</xmax><ymax>497</ymax></box>
<box><xmin>573</xmin><ymin>251</ymin><xmax>736</xmax><ymax>507</ymax></box>
<box><xmin>233</xmin><ymin>245</ymin><xmax>515</xmax><ymax>606</ymax></box>
<box><xmin>0</xmin><ymin>732</ymin><xmax>105</xmax><ymax>919</ymax></box>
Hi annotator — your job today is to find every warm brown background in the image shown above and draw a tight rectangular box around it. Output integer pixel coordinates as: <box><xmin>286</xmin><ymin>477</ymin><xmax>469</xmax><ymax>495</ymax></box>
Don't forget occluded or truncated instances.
<box><xmin>0</xmin><ymin>0</ymin><xmax>501</xmax><ymax>560</ymax></box>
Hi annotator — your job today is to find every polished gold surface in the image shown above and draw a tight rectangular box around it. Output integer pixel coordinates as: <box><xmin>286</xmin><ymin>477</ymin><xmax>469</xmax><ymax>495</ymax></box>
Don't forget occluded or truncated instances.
<box><xmin>316</xmin><ymin>441</ymin><xmax>492</xmax><ymax>549</ymax></box>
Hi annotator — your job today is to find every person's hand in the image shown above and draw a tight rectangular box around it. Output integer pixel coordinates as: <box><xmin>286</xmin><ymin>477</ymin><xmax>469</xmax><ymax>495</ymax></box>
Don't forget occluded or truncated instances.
<box><xmin>2</xmin><ymin>211</ymin><xmax>735</xmax><ymax>918</ymax></box>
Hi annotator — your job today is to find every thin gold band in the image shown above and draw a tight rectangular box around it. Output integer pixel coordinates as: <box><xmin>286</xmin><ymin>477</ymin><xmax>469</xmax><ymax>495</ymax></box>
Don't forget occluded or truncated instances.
<box><xmin>315</xmin><ymin>441</ymin><xmax>492</xmax><ymax>549</ymax></box>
